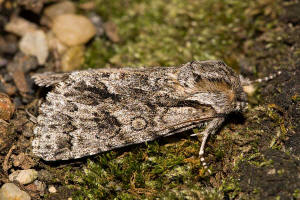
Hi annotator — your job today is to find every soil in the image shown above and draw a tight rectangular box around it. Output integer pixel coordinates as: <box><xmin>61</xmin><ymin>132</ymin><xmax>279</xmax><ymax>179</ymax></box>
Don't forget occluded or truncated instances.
<box><xmin>236</xmin><ymin>3</ymin><xmax>300</xmax><ymax>199</ymax></box>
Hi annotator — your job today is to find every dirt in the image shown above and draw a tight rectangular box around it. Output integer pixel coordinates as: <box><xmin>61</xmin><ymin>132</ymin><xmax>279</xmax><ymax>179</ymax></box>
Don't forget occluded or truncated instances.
<box><xmin>236</xmin><ymin>3</ymin><xmax>300</xmax><ymax>199</ymax></box>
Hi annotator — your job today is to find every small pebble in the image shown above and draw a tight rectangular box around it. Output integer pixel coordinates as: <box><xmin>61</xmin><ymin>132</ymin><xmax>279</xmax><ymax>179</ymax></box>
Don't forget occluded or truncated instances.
<box><xmin>48</xmin><ymin>185</ymin><xmax>57</xmax><ymax>193</ymax></box>
<box><xmin>44</xmin><ymin>1</ymin><xmax>76</xmax><ymax>21</ymax></box>
<box><xmin>243</xmin><ymin>84</ymin><xmax>256</xmax><ymax>96</ymax></box>
<box><xmin>0</xmin><ymin>183</ymin><xmax>31</xmax><ymax>200</ymax></box>
<box><xmin>61</xmin><ymin>45</ymin><xmax>85</xmax><ymax>72</ymax></box>
<box><xmin>104</xmin><ymin>21</ymin><xmax>120</xmax><ymax>42</ymax></box>
<box><xmin>47</xmin><ymin>31</ymin><xmax>68</xmax><ymax>55</ymax></box>
<box><xmin>0</xmin><ymin>93</ymin><xmax>14</xmax><ymax>121</ymax></box>
<box><xmin>4</xmin><ymin>17</ymin><xmax>38</xmax><ymax>36</ymax></box>
<box><xmin>52</xmin><ymin>14</ymin><xmax>96</xmax><ymax>46</ymax></box>
<box><xmin>19</xmin><ymin>30</ymin><xmax>49</xmax><ymax>65</ymax></box>
<box><xmin>9</xmin><ymin>169</ymin><xmax>38</xmax><ymax>185</ymax></box>
<box><xmin>267</xmin><ymin>168</ymin><xmax>276</xmax><ymax>175</ymax></box>
<box><xmin>6</xmin><ymin>60</ymin><xmax>30</xmax><ymax>94</ymax></box>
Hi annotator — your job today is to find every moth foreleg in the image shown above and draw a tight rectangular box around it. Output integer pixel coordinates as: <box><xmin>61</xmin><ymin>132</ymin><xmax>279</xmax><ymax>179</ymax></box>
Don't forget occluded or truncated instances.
<box><xmin>196</xmin><ymin>118</ymin><xmax>225</xmax><ymax>167</ymax></box>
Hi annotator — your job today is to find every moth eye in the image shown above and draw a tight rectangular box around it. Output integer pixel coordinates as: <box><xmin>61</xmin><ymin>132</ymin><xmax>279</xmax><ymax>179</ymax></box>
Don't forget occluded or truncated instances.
<box><xmin>131</xmin><ymin>117</ymin><xmax>148</xmax><ymax>131</ymax></box>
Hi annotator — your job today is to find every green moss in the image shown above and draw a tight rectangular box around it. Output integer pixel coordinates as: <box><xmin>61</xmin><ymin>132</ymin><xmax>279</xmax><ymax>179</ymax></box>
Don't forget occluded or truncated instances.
<box><xmin>81</xmin><ymin>0</ymin><xmax>281</xmax><ymax>69</ymax></box>
<box><xmin>293</xmin><ymin>189</ymin><xmax>300</xmax><ymax>199</ymax></box>
<box><xmin>68</xmin><ymin>141</ymin><xmax>210</xmax><ymax>199</ymax></box>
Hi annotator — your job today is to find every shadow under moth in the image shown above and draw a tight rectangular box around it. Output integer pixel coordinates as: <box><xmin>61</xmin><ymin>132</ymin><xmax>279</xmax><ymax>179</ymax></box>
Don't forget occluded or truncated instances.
<box><xmin>32</xmin><ymin>60</ymin><xmax>278</xmax><ymax>165</ymax></box>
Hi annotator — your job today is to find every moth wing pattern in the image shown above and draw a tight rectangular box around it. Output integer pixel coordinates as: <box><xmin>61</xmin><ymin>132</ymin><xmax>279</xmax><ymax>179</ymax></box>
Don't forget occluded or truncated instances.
<box><xmin>32</xmin><ymin>61</ymin><xmax>246</xmax><ymax>161</ymax></box>
<box><xmin>32</xmin><ymin>72</ymin><xmax>70</xmax><ymax>87</ymax></box>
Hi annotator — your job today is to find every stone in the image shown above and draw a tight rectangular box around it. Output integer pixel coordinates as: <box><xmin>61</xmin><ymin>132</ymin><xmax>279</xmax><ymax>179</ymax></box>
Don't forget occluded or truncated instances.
<box><xmin>24</xmin><ymin>180</ymin><xmax>46</xmax><ymax>194</ymax></box>
<box><xmin>52</xmin><ymin>14</ymin><xmax>96</xmax><ymax>46</ymax></box>
<box><xmin>6</xmin><ymin>56</ymin><xmax>30</xmax><ymax>94</ymax></box>
<box><xmin>9</xmin><ymin>169</ymin><xmax>38</xmax><ymax>185</ymax></box>
<box><xmin>46</xmin><ymin>31</ymin><xmax>68</xmax><ymax>55</ymax></box>
<box><xmin>5</xmin><ymin>17</ymin><xmax>38</xmax><ymax>36</ymax></box>
<box><xmin>44</xmin><ymin>1</ymin><xmax>76</xmax><ymax>21</ymax></box>
<box><xmin>104</xmin><ymin>21</ymin><xmax>120</xmax><ymax>42</ymax></box>
<box><xmin>61</xmin><ymin>45</ymin><xmax>85</xmax><ymax>72</ymax></box>
<box><xmin>48</xmin><ymin>185</ymin><xmax>57</xmax><ymax>193</ymax></box>
<box><xmin>10</xmin><ymin>70</ymin><xmax>29</xmax><ymax>94</ymax></box>
<box><xmin>243</xmin><ymin>84</ymin><xmax>256</xmax><ymax>96</ymax></box>
<box><xmin>0</xmin><ymin>183</ymin><xmax>31</xmax><ymax>200</ymax></box>
<box><xmin>0</xmin><ymin>93</ymin><xmax>14</xmax><ymax>120</ymax></box>
<box><xmin>19</xmin><ymin>30</ymin><xmax>49</xmax><ymax>65</ymax></box>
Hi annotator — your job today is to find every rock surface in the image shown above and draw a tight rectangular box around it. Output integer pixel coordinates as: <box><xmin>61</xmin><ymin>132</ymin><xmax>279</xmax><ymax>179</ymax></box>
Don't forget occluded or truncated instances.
<box><xmin>52</xmin><ymin>14</ymin><xmax>96</xmax><ymax>46</ymax></box>
<box><xmin>0</xmin><ymin>183</ymin><xmax>31</xmax><ymax>200</ymax></box>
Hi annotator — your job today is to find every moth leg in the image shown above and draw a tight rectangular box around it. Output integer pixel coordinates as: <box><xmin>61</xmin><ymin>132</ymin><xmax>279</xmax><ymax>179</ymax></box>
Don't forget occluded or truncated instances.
<box><xmin>190</xmin><ymin>122</ymin><xmax>207</xmax><ymax>137</ymax></box>
<box><xmin>197</xmin><ymin>118</ymin><xmax>225</xmax><ymax>167</ymax></box>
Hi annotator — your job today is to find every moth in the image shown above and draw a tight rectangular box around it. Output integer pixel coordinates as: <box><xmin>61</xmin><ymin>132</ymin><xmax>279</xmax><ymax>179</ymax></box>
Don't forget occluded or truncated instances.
<box><xmin>32</xmin><ymin>60</ymin><xmax>250</xmax><ymax>163</ymax></box>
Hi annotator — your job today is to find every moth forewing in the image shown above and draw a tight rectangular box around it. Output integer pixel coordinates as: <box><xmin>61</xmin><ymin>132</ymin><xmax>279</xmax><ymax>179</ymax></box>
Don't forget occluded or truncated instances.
<box><xmin>32</xmin><ymin>60</ymin><xmax>247</xmax><ymax>162</ymax></box>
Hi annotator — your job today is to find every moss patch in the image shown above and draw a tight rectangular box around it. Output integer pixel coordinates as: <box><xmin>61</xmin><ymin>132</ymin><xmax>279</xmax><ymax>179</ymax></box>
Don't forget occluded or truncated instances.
<box><xmin>82</xmin><ymin>0</ymin><xmax>280</xmax><ymax>69</ymax></box>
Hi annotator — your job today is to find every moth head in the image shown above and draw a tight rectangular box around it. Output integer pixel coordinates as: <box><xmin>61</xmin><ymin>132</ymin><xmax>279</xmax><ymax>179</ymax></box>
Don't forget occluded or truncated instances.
<box><xmin>182</xmin><ymin>60</ymin><xmax>249</xmax><ymax>113</ymax></box>
<box><xmin>234</xmin><ymin>86</ymin><xmax>248</xmax><ymax>112</ymax></box>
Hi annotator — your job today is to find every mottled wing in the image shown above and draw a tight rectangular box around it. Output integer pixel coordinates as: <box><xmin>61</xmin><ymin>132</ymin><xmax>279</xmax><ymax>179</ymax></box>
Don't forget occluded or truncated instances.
<box><xmin>32</xmin><ymin>72</ymin><xmax>70</xmax><ymax>87</ymax></box>
<box><xmin>32</xmin><ymin>65</ymin><xmax>218</xmax><ymax>161</ymax></box>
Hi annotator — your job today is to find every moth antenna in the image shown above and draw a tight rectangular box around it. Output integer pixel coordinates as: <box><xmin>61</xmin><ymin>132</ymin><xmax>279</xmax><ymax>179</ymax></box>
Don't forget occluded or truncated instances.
<box><xmin>240</xmin><ymin>70</ymin><xmax>282</xmax><ymax>86</ymax></box>
<box><xmin>250</xmin><ymin>70</ymin><xmax>282</xmax><ymax>84</ymax></box>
